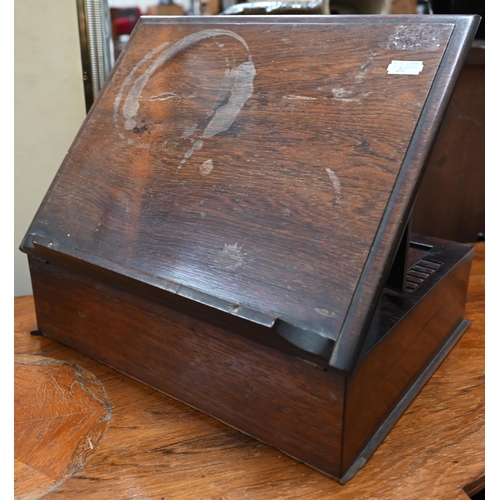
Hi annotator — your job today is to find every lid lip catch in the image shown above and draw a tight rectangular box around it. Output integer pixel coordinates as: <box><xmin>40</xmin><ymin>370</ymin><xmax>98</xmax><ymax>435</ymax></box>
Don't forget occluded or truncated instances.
<box><xmin>275</xmin><ymin>319</ymin><xmax>335</xmax><ymax>360</ymax></box>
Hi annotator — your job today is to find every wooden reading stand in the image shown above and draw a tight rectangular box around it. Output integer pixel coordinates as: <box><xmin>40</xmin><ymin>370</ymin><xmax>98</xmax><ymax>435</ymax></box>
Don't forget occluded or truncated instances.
<box><xmin>20</xmin><ymin>15</ymin><xmax>480</xmax><ymax>482</ymax></box>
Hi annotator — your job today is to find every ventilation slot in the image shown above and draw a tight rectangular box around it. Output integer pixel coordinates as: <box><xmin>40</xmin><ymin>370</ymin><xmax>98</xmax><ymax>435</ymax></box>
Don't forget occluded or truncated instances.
<box><xmin>405</xmin><ymin>258</ymin><xmax>442</xmax><ymax>293</ymax></box>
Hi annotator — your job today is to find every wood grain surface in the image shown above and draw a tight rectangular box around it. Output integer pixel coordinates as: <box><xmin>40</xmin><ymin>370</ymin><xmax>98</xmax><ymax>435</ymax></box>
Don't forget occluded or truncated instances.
<box><xmin>27</xmin><ymin>253</ymin><xmax>346</xmax><ymax>478</ymax></box>
<box><xmin>22</xmin><ymin>16</ymin><xmax>468</xmax><ymax>347</ymax></box>
<box><xmin>14</xmin><ymin>355</ymin><xmax>112</xmax><ymax>499</ymax></box>
<box><xmin>413</xmin><ymin>43</ymin><xmax>485</xmax><ymax>243</ymax></box>
<box><xmin>13</xmin><ymin>243</ymin><xmax>484</xmax><ymax>499</ymax></box>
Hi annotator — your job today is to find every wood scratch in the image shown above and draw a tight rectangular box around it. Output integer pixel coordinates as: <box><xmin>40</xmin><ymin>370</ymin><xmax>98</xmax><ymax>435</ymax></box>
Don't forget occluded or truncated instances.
<box><xmin>325</xmin><ymin>168</ymin><xmax>342</xmax><ymax>205</ymax></box>
<box><xmin>331</xmin><ymin>87</ymin><xmax>359</xmax><ymax>103</ymax></box>
<box><xmin>282</xmin><ymin>95</ymin><xmax>318</xmax><ymax>101</ymax></box>
<box><xmin>315</xmin><ymin>308</ymin><xmax>337</xmax><ymax>318</ymax></box>
<box><xmin>139</xmin><ymin>92</ymin><xmax>197</xmax><ymax>101</ymax></box>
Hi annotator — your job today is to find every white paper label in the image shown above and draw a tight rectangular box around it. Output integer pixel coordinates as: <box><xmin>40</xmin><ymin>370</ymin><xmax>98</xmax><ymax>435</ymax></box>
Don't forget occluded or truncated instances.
<box><xmin>387</xmin><ymin>60</ymin><xmax>424</xmax><ymax>75</ymax></box>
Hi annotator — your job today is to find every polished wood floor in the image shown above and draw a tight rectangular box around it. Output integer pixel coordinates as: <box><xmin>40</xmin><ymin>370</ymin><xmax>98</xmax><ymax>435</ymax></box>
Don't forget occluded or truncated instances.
<box><xmin>14</xmin><ymin>243</ymin><xmax>484</xmax><ymax>499</ymax></box>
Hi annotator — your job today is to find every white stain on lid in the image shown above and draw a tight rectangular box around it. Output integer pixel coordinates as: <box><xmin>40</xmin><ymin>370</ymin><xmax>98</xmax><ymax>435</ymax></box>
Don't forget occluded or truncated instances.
<box><xmin>221</xmin><ymin>243</ymin><xmax>246</xmax><ymax>270</ymax></box>
<box><xmin>200</xmin><ymin>159</ymin><xmax>214</xmax><ymax>176</ymax></box>
<box><xmin>202</xmin><ymin>61</ymin><xmax>256</xmax><ymax>138</ymax></box>
<box><xmin>315</xmin><ymin>308</ymin><xmax>337</xmax><ymax>318</ymax></box>
<box><xmin>325</xmin><ymin>168</ymin><xmax>342</xmax><ymax>205</ymax></box>
<box><xmin>282</xmin><ymin>95</ymin><xmax>317</xmax><ymax>101</ymax></box>
<box><xmin>331</xmin><ymin>87</ymin><xmax>359</xmax><ymax>103</ymax></box>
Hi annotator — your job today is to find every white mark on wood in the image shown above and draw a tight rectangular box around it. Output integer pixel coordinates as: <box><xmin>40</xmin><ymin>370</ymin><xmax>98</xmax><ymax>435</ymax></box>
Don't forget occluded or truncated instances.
<box><xmin>113</xmin><ymin>41</ymin><xmax>171</xmax><ymax>119</ymax></box>
<box><xmin>325</xmin><ymin>168</ymin><xmax>342</xmax><ymax>205</ymax></box>
<box><xmin>200</xmin><ymin>159</ymin><xmax>214</xmax><ymax>176</ymax></box>
<box><xmin>114</xmin><ymin>29</ymin><xmax>256</xmax><ymax>170</ymax></box>
<box><xmin>202</xmin><ymin>61</ymin><xmax>256</xmax><ymax>138</ymax></box>
<box><xmin>355</xmin><ymin>57</ymin><xmax>375</xmax><ymax>83</ymax></box>
<box><xmin>182</xmin><ymin>124</ymin><xmax>198</xmax><ymax>139</ymax></box>
<box><xmin>192</xmin><ymin>140</ymin><xmax>204</xmax><ymax>151</ymax></box>
<box><xmin>178</xmin><ymin>141</ymin><xmax>205</xmax><ymax>170</ymax></box>
<box><xmin>140</xmin><ymin>92</ymin><xmax>197</xmax><ymax>101</ymax></box>
<box><xmin>315</xmin><ymin>308</ymin><xmax>337</xmax><ymax>318</ymax></box>
<box><xmin>215</xmin><ymin>68</ymin><xmax>237</xmax><ymax>103</ymax></box>
<box><xmin>355</xmin><ymin>73</ymin><xmax>365</xmax><ymax>83</ymax></box>
<box><xmin>282</xmin><ymin>95</ymin><xmax>317</xmax><ymax>101</ymax></box>
<box><xmin>221</xmin><ymin>243</ymin><xmax>246</xmax><ymax>270</ymax></box>
<box><xmin>115</xmin><ymin>29</ymin><xmax>250</xmax><ymax>131</ymax></box>
<box><xmin>330</xmin><ymin>391</ymin><xmax>339</xmax><ymax>401</ymax></box>
<box><xmin>387</xmin><ymin>26</ymin><xmax>442</xmax><ymax>51</ymax></box>
<box><xmin>331</xmin><ymin>88</ymin><xmax>359</xmax><ymax>103</ymax></box>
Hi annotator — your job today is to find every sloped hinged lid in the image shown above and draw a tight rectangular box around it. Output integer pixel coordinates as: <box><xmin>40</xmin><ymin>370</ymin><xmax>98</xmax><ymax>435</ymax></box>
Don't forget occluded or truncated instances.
<box><xmin>22</xmin><ymin>15</ymin><xmax>479</xmax><ymax>372</ymax></box>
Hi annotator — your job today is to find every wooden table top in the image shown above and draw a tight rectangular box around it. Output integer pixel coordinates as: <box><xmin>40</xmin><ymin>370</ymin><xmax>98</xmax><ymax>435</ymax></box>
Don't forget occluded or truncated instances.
<box><xmin>14</xmin><ymin>242</ymin><xmax>484</xmax><ymax>499</ymax></box>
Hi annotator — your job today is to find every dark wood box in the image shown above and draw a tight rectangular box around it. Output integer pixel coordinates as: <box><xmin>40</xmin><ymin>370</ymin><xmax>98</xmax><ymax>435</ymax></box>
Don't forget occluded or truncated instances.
<box><xmin>20</xmin><ymin>15</ymin><xmax>480</xmax><ymax>482</ymax></box>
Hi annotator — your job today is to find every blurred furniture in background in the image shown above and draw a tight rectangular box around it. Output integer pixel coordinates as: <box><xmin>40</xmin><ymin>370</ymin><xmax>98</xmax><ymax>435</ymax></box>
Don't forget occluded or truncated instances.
<box><xmin>411</xmin><ymin>2</ymin><xmax>485</xmax><ymax>243</ymax></box>
<box><xmin>429</xmin><ymin>0</ymin><xmax>484</xmax><ymax>39</ymax></box>
<box><xmin>110</xmin><ymin>7</ymin><xmax>142</xmax><ymax>59</ymax></box>
<box><xmin>222</xmin><ymin>0</ymin><xmax>324</xmax><ymax>15</ymax></box>
<box><xmin>391</xmin><ymin>0</ymin><xmax>417</xmax><ymax>12</ymax></box>
<box><xmin>326</xmin><ymin>0</ymin><xmax>392</xmax><ymax>14</ymax></box>
<box><xmin>222</xmin><ymin>0</ymin><xmax>411</xmax><ymax>15</ymax></box>
<box><xmin>413</xmin><ymin>41</ymin><xmax>485</xmax><ymax>243</ymax></box>
<box><xmin>147</xmin><ymin>0</ymin><xmax>187</xmax><ymax>15</ymax></box>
